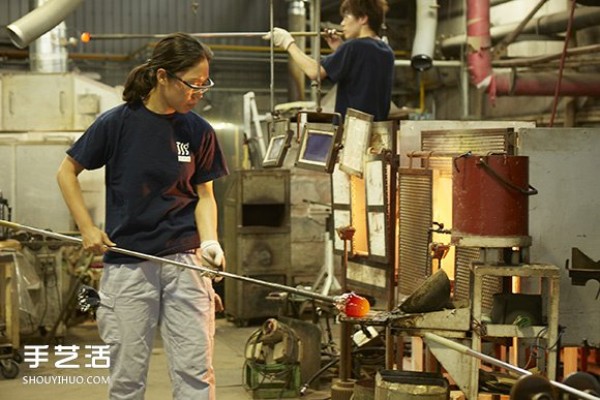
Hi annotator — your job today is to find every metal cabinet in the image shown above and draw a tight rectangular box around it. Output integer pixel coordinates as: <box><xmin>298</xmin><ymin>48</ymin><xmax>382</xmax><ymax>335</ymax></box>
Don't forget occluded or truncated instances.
<box><xmin>223</xmin><ymin>169</ymin><xmax>291</xmax><ymax>326</ymax></box>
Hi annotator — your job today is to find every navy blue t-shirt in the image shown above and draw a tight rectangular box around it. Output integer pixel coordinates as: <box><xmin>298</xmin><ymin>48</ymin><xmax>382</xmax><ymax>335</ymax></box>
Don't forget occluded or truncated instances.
<box><xmin>67</xmin><ymin>101</ymin><xmax>229</xmax><ymax>264</ymax></box>
<box><xmin>321</xmin><ymin>37</ymin><xmax>394</xmax><ymax>121</ymax></box>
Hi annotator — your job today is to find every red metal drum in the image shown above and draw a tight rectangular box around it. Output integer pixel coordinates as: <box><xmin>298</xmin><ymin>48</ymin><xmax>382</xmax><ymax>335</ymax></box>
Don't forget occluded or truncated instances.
<box><xmin>452</xmin><ymin>154</ymin><xmax>534</xmax><ymax>246</ymax></box>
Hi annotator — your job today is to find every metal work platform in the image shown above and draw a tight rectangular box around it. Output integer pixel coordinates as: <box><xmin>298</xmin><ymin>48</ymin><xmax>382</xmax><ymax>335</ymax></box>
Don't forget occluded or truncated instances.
<box><xmin>341</xmin><ymin>263</ymin><xmax>561</xmax><ymax>400</ymax></box>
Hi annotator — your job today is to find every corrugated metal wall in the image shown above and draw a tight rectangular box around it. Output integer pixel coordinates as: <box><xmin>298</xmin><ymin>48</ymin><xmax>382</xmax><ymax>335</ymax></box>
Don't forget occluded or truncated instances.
<box><xmin>0</xmin><ymin>1</ymin><xmax>31</xmax><ymax>23</ymax></box>
<box><xmin>0</xmin><ymin>0</ymin><xmax>290</xmax><ymax>90</ymax></box>
<box><xmin>1</xmin><ymin>0</ymin><xmax>279</xmax><ymax>51</ymax></box>
<box><xmin>64</xmin><ymin>0</ymin><xmax>278</xmax><ymax>55</ymax></box>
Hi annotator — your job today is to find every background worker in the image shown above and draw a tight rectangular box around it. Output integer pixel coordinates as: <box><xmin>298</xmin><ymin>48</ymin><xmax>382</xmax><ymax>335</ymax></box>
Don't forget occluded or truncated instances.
<box><xmin>56</xmin><ymin>32</ymin><xmax>228</xmax><ymax>400</ymax></box>
<box><xmin>265</xmin><ymin>0</ymin><xmax>394</xmax><ymax>121</ymax></box>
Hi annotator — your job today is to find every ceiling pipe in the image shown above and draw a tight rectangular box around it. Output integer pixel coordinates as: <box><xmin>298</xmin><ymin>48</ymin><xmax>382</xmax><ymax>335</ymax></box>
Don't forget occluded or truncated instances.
<box><xmin>466</xmin><ymin>0</ymin><xmax>600</xmax><ymax>99</ymax></box>
<box><xmin>492</xmin><ymin>43</ymin><xmax>600</xmax><ymax>68</ymax></box>
<box><xmin>7</xmin><ymin>0</ymin><xmax>83</xmax><ymax>49</ymax></box>
<box><xmin>443</xmin><ymin>6</ymin><xmax>600</xmax><ymax>52</ymax></box>
<box><xmin>495</xmin><ymin>72</ymin><xmax>600</xmax><ymax>96</ymax></box>
<box><xmin>410</xmin><ymin>0</ymin><xmax>438</xmax><ymax>71</ymax></box>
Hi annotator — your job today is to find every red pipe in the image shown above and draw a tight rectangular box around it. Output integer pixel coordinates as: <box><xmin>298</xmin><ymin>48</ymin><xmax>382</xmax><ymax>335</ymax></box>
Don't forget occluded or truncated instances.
<box><xmin>466</xmin><ymin>0</ymin><xmax>494</xmax><ymax>93</ymax></box>
<box><xmin>495</xmin><ymin>72</ymin><xmax>600</xmax><ymax>97</ymax></box>
<box><xmin>467</xmin><ymin>0</ymin><xmax>600</xmax><ymax>99</ymax></box>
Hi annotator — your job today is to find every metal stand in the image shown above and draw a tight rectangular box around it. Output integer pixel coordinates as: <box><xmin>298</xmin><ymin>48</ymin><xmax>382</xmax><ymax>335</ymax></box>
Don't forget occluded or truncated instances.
<box><xmin>311</xmin><ymin>234</ymin><xmax>341</xmax><ymax>297</ymax></box>
<box><xmin>469</xmin><ymin>263</ymin><xmax>561</xmax><ymax>399</ymax></box>
<box><xmin>426</xmin><ymin>263</ymin><xmax>561</xmax><ymax>400</ymax></box>
<box><xmin>425</xmin><ymin>332</ymin><xmax>600</xmax><ymax>400</ymax></box>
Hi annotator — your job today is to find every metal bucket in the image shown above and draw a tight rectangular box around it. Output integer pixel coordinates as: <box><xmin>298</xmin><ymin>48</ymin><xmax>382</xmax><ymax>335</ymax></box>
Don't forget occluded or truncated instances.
<box><xmin>452</xmin><ymin>154</ymin><xmax>536</xmax><ymax>247</ymax></box>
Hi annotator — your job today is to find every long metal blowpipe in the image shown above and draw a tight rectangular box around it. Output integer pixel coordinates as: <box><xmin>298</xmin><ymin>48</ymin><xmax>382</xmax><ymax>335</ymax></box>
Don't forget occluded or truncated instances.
<box><xmin>424</xmin><ymin>333</ymin><xmax>600</xmax><ymax>400</ymax></box>
<box><xmin>0</xmin><ymin>219</ymin><xmax>336</xmax><ymax>304</ymax></box>
<box><xmin>80</xmin><ymin>30</ymin><xmax>343</xmax><ymax>42</ymax></box>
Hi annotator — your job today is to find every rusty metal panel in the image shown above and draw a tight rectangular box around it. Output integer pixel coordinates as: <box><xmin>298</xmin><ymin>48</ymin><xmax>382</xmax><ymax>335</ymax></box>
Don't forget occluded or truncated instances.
<box><xmin>453</xmin><ymin>247</ymin><xmax>479</xmax><ymax>304</ymax></box>
<box><xmin>223</xmin><ymin>170</ymin><xmax>291</xmax><ymax>325</ymax></box>
<box><xmin>454</xmin><ymin>247</ymin><xmax>501</xmax><ymax>311</ymax></box>
<box><xmin>421</xmin><ymin>128</ymin><xmax>514</xmax><ymax>171</ymax></box>
<box><xmin>399</xmin><ymin>121</ymin><xmax>535</xmax><ymax>166</ymax></box>
<box><xmin>398</xmin><ymin>168</ymin><xmax>432</xmax><ymax>297</ymax></box>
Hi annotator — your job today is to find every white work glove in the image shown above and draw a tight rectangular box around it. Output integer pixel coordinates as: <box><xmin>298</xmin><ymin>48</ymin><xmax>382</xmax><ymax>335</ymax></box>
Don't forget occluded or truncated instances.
<box><xmin>263</xmin><ymin>27</ymin><xmax>295</xmax><ymax>51</ymax></box>
<box><xmin>200</xmin><ymin>240</ymin><xmax>225</xmax><ymax>282</ymax></box>
<box><xmin>200</xmin><ymin>240</ymin><xmax>225</xmax><ymax>269</ymax></box>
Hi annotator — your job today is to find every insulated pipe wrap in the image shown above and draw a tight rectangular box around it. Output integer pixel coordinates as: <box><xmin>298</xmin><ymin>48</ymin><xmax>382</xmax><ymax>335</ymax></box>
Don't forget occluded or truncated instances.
<box><xmin>466</xmin><ymin>0</ymin><xmax>493</xmax><ymax>89</ymax></box>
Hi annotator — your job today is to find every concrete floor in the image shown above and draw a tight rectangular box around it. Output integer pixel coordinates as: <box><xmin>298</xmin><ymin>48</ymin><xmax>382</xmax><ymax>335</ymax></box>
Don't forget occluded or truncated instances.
<box><xmin>0</xmin><ymin>318</ymin><xmax>335</xmax><ymax>400</ymax></box>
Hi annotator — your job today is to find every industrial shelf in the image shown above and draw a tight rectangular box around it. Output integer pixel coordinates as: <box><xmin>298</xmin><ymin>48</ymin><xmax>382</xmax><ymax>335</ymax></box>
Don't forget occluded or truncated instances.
<box><xmin>468</xmin><ymin>263</ymin><xmax>560</xmax><ymax>400</ymax></box>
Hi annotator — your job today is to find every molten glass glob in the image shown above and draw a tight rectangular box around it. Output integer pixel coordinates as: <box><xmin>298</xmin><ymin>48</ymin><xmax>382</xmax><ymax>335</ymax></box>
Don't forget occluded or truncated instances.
<box><xmin>80</xmin><ymin>32</ymin><xmax>92</xmax><ymax>43</ymax></box>
<box><xmin>336</xmin><ymin>292</ymin><xmax>370</xmax><ymax>318</ymax></box>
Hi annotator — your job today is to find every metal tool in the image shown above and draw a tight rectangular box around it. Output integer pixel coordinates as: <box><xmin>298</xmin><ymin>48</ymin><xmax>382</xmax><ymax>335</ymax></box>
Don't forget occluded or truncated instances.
<box><xmin>424</xmin><ymin>333</ymin><xmax>600</xmax><ymax>400</ymax></box>
<box><xmin>0</xmin><ymin>219</ymin><xmax>336</xmax><ymax>304</ymax></box>
<box><xmin>80</xmin><ymin>30</ymin><xmax>343</xmax><ymax>42</ymax></box>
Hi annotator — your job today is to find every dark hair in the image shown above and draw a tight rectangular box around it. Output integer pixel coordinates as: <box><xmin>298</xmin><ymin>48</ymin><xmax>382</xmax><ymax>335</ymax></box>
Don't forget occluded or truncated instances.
<box><xmin>122</xmin><ymin>32</ymin><xmax>213</xmax><ymax>103</ymax></box>
<box><xmin>340</xmin><ymin>0</ymin><xmax>389</xmax><ymax>35</ymax></box>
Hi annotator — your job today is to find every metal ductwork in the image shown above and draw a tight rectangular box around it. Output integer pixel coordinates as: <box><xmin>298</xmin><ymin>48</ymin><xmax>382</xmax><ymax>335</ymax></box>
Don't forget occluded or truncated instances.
<box><xmin>29</xmin><ymin>20</ymin><xmax>69</xmax><ymax>73</ymax></box>
<box><xmin>410</xmin><ymin>0</ymin><xmax>438</xmax><ymax>71</ymax></box>
<box><xmin>7</xmin><ymin>0</ymin><xmax>83</xmax><ymax>49</ymax></box>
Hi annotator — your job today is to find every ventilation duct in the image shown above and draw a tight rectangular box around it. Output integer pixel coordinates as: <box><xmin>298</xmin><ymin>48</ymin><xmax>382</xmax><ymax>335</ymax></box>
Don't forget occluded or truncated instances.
<box><xmin>7</xmin><ymin>0</ymin><xmax>83</xmax><ymax>49</ymax></box>
<box><xmin>411</xmin><ymin>0</ymin><xmax>438</xmax><ymax>71</ymax></box>
<box><xmin>29</xmin><ymin>20</ymin><xmax>69</xmax><ymax>73</ymax></box>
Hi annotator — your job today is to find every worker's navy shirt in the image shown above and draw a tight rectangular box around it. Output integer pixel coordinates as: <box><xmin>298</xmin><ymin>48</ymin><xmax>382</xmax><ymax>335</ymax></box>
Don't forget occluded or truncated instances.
<box><xmin>67</xmin><ymin>101</ymin><xmax>229</xmax><ymax>264</ymax></box>
<box><xmin>321</xmin><ymin>37</ymin><xmax>395</xmax><ymax>121</ymax></box>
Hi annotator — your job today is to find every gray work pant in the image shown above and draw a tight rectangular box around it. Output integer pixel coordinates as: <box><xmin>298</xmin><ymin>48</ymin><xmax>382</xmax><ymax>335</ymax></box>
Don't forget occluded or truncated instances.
<box><xmin>97</xmin><ymin>252</ymin><xmax>216</xmax><ymax>400</ymax></box>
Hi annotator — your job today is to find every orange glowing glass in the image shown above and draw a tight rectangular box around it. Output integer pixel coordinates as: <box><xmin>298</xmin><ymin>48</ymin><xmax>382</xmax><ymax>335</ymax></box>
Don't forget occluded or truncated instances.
<box><xmin>342</xmin><ymin>292</ymin><xmax>370</xmax><ymax>318</ymax></box>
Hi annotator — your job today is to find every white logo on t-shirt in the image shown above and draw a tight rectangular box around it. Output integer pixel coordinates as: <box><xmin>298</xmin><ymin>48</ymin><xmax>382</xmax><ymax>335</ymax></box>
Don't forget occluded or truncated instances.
<box><xmin>177</xmin><ymin>141</ymin><xmax>191</xmax><ymax>162</ymax></box>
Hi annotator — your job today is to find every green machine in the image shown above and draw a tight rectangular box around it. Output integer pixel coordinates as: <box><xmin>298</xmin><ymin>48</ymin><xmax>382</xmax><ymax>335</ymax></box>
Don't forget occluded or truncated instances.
<box><xmin>243</xmin><ymin>318</ymin><xmax>302</xmax><ymax>399</ymax></box>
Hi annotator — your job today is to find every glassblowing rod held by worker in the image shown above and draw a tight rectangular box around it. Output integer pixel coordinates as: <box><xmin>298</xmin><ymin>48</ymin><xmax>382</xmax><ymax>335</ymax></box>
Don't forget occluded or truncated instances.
<box><xmin>264</xmin><ymin>0</ymin><xmax>394</xmax><ymax>121</ymax></box>
<box><xmin>56</xmin><ymin>32</ymin><xmax>228</xmax><ymax>400</ymax></box>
